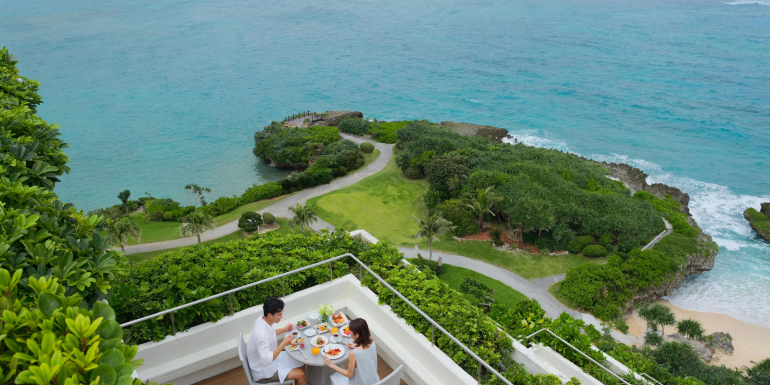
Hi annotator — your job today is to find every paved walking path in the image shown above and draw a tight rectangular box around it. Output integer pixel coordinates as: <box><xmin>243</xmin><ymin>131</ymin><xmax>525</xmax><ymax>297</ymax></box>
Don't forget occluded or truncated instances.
<box><xmin>122</xmin><ymin>134</ymin><xmax>392</xmax><ymax>255</ymax></box>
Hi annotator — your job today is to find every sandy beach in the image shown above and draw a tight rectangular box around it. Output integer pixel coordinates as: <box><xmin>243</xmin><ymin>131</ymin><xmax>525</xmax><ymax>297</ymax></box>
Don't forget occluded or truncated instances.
<box><xmin>626</xmin><ymin>299</ymin><xmax>770</xmax><ymax>369</ymax></box>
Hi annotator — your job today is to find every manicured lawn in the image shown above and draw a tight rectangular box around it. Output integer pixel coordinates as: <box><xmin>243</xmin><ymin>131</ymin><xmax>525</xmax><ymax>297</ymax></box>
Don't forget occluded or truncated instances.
<box><xmin>548</xmin><ymin>281</ymin><xmax>579</xmax><ymax>310</ymax></box>
<box><xmin>352</xmin><ymin>148</ymin><xmax>381</xmax><ymax>174</ymax></box>
<box><xmin>410</xmin><ymin>234</ymin><xmax>607</xmax><ymax>280</ymax></box>
<box><xmin>127</xmin><ymin>229</ymin><xmax>250</xmax><ymax>263</ymax></box>
<box><xmin>273</xmin><ymin>217</ymin><xmax>315</xmax><ymax>236</ymax></box>
<box><xmin>437</xmin><ymin>263</ymin><xmax>528</xmax><ymax>308</ymax></box>
<box><xmin>307</xmin><ymin>156</ymin><xmax>428</xmax><ymax>245</ymax></box>
<box><xmin>125</xmin><ymin>212</ymin><xmax>181</xmax><ymax>245</ymax></box>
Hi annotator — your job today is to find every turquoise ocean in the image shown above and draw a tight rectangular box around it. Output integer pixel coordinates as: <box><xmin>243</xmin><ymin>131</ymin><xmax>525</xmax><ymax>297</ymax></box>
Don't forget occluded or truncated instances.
<box><xmin>3</xmin><ymin>0</ymin><xmax>769</xmax><ymax>326</ymax></box>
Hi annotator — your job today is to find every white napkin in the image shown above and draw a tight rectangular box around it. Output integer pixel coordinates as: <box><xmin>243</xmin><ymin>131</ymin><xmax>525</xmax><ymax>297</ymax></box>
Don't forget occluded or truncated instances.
<box><xmin>277</xmin><ymin>351</ymin><xmax>304</xmax><ymax>384</ymax></box>
<box><xmin>330</xmin><ymin>372</ymin><xmax>350</xmax><ymax>385</ymax></box>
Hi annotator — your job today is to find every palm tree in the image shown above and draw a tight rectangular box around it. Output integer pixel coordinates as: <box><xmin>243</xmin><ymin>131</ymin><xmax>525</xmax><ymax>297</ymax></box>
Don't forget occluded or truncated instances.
<box><xmin>464</xmin><ymin>187</ymin><xmax>503</xmax><ymax>228</ymax></box>
<box><xmin>107</xmin><ymin>217</ymin><xmax>141</xmax><ymax>253</ymax></box>
<box><xmin>412</xmin><ymin>211</ymin><xmax>456</xmax><ymax>260</ymax></box>
<box><xmin>287</xmin><ymin>203</ymin><xmax>318</xmax><ymax>234</ymax></box>
<box><xmin>180</xmin><ymin>210</ymin><xmax>217</xmax><ymax>247</ymax></box>
<box><xmin>118</xmin><ymin>190</ymin><xmax>131</xmax><ymax>218</ymax></box>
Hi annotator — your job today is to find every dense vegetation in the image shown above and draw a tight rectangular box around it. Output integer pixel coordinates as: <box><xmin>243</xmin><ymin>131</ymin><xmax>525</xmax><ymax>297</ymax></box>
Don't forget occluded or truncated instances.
<box><xmin>1</xmin><ymin>47</ymin><xmax>148</xmax><ymax>385</ymax></box>
<box><xmin>560</xmin><ymin>194</ymin><xmax>717</xmax><ymax>320</ymax></box>
<box><xmin>338</xmin><ymin>117</ymin><xmax>414</xmax><ymax>144</ymax></box>
<box><xmin>253</xmin><ymin>122</ymin><xmax>339</xmax><ymax>168</ymax></box>
<box><xmin>396</xmin><ymin>122</ymin><xmax>664</xmax><ymax>252</ymax></box>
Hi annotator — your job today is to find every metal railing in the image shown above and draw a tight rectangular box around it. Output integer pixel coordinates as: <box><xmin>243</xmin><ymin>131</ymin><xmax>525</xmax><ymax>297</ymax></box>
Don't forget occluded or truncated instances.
<box><xmin>524</xmin><ymin>328</ymin><xmax>662</xmax><ymax>385</ymax></box>
<box><xmin>120</xmin><ymin>253</ymin><xmax>513</xmax><ymax>385</ymax></box>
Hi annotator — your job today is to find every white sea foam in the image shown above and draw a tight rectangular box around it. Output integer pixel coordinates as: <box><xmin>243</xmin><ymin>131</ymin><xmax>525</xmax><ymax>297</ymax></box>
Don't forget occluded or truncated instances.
<box><xmin>516</xmin><ymin>132</ymin><xmax>770</xmax><ymax>327</ymax></box>
<box><xmin>724</xmin><ymin>0</ymin><xmax>770</xmax><ymax>5</ymax></box>
<box><xmin>504</xmin><ymin>129</ymin><xmax>570</xmax><ymax>151</ymax></box>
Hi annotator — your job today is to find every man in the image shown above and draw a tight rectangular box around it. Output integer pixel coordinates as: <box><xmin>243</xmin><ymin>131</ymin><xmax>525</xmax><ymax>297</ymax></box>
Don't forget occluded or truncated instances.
<box><xmin>247</xmin><ymin>297</ymin><xmax>307</xmax><ymax>385</ymax></box>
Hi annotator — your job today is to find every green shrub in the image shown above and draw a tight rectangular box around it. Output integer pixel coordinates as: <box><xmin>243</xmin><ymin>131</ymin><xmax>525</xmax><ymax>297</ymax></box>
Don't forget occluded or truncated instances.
<box><xmin>582</xmin><ymin>244</ymin><xmax>607</xmax><ymax>258</ymax></box>
<box><xmin>614</xmin><ymin>318</ymin><xmax>629</xmax><ymax>334</ymax></box>
<box><xmin>338</xmin><ymin>117</ymin><xmax>370</xmax><ymax>135</ymax></box>
<box><xmin>634</xmin><ymin>191</ymin><xmax>698</xmax><ymax>237</ymax></box>
<box><xmin>490</xmin><ymin>229</ymin><xmax>504</xmax><ymax>246</ymax></box>
<box><xmin>238</xmin><ymin>211</ymin><xmax>263</xmax><ymax>232</ymax></box>
<box><xmin>205</xmin><ymin>196</ymin><xmax>240</xmax><ymax>217</ymax></box>
<box><xmin>360</xmin><ymin>142</ymin><xmax>374</xmax><ymax>153</ymax></box>
<box><xmin>152</xmin><ymin>210</ymin><xmax>164</xmax><ymax>220</ymax></box>
<box><xmin>163</xmin><ymin>212</ymin><xmax>174</xmax><ymax>221</ymax></box>
<box><xmin>145</xmin><ymin>197</ymin><xmax>182</xmax><ymax>217</ymax></box>
<box><xmin>409</xmin><ymin>254</ymin><xmax>438</xmax><ymax>275</ymax></box>
<box><xmin>567</xmin><ymin>235</ymin><xmax>595</xmax><ymax>254</ymax></box>
<box><xmin>332</xmin><ymin>167</ymin><xmax>348</xmax><ymax>177</ymax></box>
<box><xmin>598</xmin><ymin>233</ymin><xmax>616</xmax><ymax>246</ymax></box>
<box><xmin>747</xmin><ymin>358</ymin><xmax>770</xmax><ymax>385</ymax></box>
<box><xmin>403</xmin><ymin>165</ymin><xmax>424</xmax><ymax>179</ymax></box>
<box><xmin>253</xmin><ymin>124</ymin><xmax>339</xmax><ymax>166</ymax></box>
<box><xmin>369</xmin><ymin>120</ymin><xmax>410</xmax><ymax>144</ymax></box>
<box><xmin>239</xmin><ymin>182</ymin><xmax>282</xmax><ymax>205</ymax></box>
<box><xmin>263</xmin><ymin>212</ymin><xmax>276</xmax><ymax>225</ymax></box>
<box><xmin>459</xmin><ymin>277</ymin><xmax>493</xmax><ymax>302</ymax></box>
<box><xmin>436</xmin><ymin>199</ymin><xmax>479</xmax><ymax>236</ymax></box>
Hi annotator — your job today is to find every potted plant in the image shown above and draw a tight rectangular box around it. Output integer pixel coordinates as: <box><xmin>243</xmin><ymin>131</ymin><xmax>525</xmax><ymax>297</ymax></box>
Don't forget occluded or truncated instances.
<box><xmin>319</xmin><ymin>303</ymin><xmax>334</xmax><ymax>324</ymax></box>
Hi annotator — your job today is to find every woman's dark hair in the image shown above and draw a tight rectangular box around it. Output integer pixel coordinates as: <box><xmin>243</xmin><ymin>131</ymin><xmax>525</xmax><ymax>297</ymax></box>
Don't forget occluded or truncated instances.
<box><xmin>263</xmin><ymin>297</ymin><xmax>284</xmax><ymax>317</ymax></box>
<box><xmin>349</xmin><ymin>318</ymin><xmax>373</xmax><ymax>348</ymax></box>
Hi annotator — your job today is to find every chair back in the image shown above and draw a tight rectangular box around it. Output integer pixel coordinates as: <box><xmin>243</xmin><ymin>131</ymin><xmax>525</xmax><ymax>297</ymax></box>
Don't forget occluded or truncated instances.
<box><xmin>237</xmin><ymin>333</ymin><xmax>254</xmax><ymax>384</ymax></box>
<box><xmin>375</xmin><ymin>364</ymin><xmax>403</xmax><ymax>385</ymax></box>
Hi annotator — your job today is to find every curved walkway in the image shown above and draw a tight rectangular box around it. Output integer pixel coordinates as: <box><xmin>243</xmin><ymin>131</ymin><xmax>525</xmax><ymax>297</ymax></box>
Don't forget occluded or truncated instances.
<box><xmin>122</xmin><ymin>134</ymin><xmax>392</xmax><ymax>255</ymax></box>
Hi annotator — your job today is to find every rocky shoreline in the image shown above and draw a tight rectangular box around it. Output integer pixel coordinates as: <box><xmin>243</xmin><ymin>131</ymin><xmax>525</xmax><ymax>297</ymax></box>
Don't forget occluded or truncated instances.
<box><xmin>743</xmin><ymin>203</ymin><xmax>770</xmax><ymax>243</ymax></box>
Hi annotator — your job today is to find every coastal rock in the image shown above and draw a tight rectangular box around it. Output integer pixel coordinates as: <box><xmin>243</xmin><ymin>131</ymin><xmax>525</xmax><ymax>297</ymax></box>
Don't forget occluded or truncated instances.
<box><xmin>743</xmin><ymin>206</ymin><xmax>770</xmax><ymax>243</ymax></box>
<box><xmin>624</xmin><ymin>232</ymin><xmax>717</xmax><ymax>312</ymax></box>
<box><xmin>762</xmin><ymin>202</ymin><xmax>770</xmax><ymax>218</ymax></box>
<box><xmin>315</xmin><ymin>110</ymin><xmax>363</xmax><ymax>127</ymax></box>
<box><xmin>667</xmin><ymin>334</ymin><xmax>713</xmax><ymax>363</ymax></box>
<box><xmin>706</xmin><ymin>332</ymin><xmax>734</xmax><ymax>355</ymax></box>
<box><xmin>440</xmin><ymin>121</ymin><xmax>513</xmax><ymax>144</ymax></box>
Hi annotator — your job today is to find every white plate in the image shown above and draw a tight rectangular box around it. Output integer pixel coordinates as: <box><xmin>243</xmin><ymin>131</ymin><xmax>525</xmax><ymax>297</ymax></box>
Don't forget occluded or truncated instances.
<box><xmin>310</xmin><ymin>335</ymin><xmax>329</xmax><ymax>348</ymax></box>
<box><xmin>330</xmin><ymin>313</ymin><xmax>348</xmax><ymax>327</ymax></box>
<box><xmin>322</xmin><ymin>344</ymin><xmax>346</xmax><ymax>360</ymax></box>
<box><xmin>341</xmin><ymin>325</ymin><xmax>352</xmax><ymax>337</ymax></box>
<box><xmin>314</xmin><ymin>323</ymin><xmax>331</xmax><ymax>334</ymax></box>
<box><xmin>303</xmin><ymin>328</ymin><xmax>317</xmax><ymax>337</ymax></box>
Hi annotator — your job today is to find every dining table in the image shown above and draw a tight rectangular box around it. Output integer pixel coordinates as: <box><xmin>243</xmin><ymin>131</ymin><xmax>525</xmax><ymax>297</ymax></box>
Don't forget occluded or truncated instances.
<box><xmin>285</xmin><ymin>321</ymin><xmax>354</xmax><ymax>385</ymax></box>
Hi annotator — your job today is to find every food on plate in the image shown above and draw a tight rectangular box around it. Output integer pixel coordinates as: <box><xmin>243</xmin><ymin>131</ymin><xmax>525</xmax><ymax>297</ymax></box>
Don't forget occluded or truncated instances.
<box><xmin>331</xmin><ymin>327</ymin><xmax>339</xmax><ymax>334</ymax></box>
<box><xmin>312</xmin><ymin>347</ymin><xmax>320</xmax><ymax>355</ymax></box>
<box><xmin>315</xmin><ymin>337</ymin><xmax>326</xmax><ymax>346</ymax></box>
<box><xmin>292</xmin><ymin>337</ymin><xmax>305</xmax><ymax>345</ymax></box>
<box><xmin>315</xmin><ymin>323</ymin><xmax>330</xmax><ymax>333</ymax></box>
<box><xmin>332</xmin><ymin>313</ymin><xmax>346</xmax><ymax>324</ymax></box>
<box><xmin>297</xmin><ymin>320</ymin><xmax>309</xmax><ymax>328</ymax></box>
<box><xmin>326</xmin><ymin>348</ymin><xmax>342</xmax><ymax>357</ymax></box>
<box><xmin>343</xmin><ymin>326</ymin><xmax>350</xmax><ymax>336</ymax></box>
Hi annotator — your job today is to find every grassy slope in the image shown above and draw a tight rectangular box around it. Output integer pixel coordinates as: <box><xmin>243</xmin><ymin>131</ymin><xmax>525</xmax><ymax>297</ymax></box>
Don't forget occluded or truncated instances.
<box><xmin>438</xmin><ymin>264</ymin><xmax>528</xmax><ymax>308</ymax></box>
<box><xmin>413</xmin><ymin>235</ymin><xmax>607</xmax><ymax>280</ymax></box>
<box><xmin>307</xmin><ymin>156</ymin><xmax>428</xmax><ymax>245</ymax></box>
<box><xmin>127</xmin><ymin>217</ymin><xmax>313</xmax><ymax>263</ymax></box>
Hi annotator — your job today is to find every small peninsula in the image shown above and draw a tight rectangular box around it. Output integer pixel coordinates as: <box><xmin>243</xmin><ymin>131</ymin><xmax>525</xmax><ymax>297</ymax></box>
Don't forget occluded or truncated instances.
<box><xmin>744</xmin><ymin>203</ymin><xmax>770</xmax><ymax>243</ymax></box>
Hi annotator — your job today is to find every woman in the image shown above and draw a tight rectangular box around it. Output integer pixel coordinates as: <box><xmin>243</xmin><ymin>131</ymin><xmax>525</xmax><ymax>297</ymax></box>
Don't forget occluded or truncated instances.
<box><xmin>324</xmin><ymin>318</ymin><xmax>380</xmax><ymax>385</ymax></box>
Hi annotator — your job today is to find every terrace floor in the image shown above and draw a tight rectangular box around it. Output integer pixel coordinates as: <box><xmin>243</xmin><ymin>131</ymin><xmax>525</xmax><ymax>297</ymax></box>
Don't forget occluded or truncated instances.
<box><xmin>194</xmin><ymin>355</ymin><xmax>407</xmax><ymax>385</ymax></box>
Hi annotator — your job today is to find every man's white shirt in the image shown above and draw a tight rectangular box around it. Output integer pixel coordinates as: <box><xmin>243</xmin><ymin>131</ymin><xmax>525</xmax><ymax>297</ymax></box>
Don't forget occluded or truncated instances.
<box><xmin>247</xmin><ymin>317</ymin><xmax>279</xmax><ymax>380</ymax></box>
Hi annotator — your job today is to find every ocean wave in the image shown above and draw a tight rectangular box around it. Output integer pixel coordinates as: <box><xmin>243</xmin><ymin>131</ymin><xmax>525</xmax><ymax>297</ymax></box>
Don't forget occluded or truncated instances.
<box><xmin>724</xmin><ymin>0</ymin><xmax>770</xmax><ymax>5</ymax></box>
<box><xmin>503</xmin><ymin>129</ymin><xmax>570</xmax><ymax>151</ymax></box>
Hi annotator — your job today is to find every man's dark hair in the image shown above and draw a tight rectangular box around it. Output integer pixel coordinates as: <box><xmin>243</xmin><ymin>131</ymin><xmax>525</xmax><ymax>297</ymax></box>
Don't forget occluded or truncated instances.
<box><xmin>263</xmin><ymin>297</ymin><xmax>284</xmax><ymax>317</ymax></box>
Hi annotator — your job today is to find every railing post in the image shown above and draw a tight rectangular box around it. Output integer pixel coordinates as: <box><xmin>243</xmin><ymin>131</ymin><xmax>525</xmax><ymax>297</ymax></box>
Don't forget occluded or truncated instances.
<box><xmin>477</xmin><ymin>362</ymin><xmax>482</xmax><ymax>384</ymax></box>
<box><xmin>431</xmin><ymin>324</ymin><xmax>435</xmax><ymax>347</ymax></box>
<box><xmin>170</xmin><ymin>311</ymin><xmax>176</xmax><ymax>336</ymax></box>
<box><xmin>228</xmin><ymin>293</ymin><xmax>234</xmax><ymax>316</ymax></box>
<box><xmin>391</xmin><ymin>291</ymin><xmax>395</xmax><ymax>308</ymax></box>
<box><xmin>282</xmin><ymin>276</ymin><xmax>286</xmax><ymax>298</ymax></box>
<box><xmin>358</xmin><ymin>264</ymin><xmax>362</xmax><ymax>281</ymax></box>
<box><xmin>329</xmin><ymin>261</ymin><xmax>333</xmax><ymax>282</ymax></box>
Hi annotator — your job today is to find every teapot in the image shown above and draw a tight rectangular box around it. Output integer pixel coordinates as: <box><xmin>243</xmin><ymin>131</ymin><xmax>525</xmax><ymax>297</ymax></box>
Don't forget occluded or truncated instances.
<box><xmin>308</xmin><ymin>312</ymin><xmax>322</xmax><ymax>325</ymax></box>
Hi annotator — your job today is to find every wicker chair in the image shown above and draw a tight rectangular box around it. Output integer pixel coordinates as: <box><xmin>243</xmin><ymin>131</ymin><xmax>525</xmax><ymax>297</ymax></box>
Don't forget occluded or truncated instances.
<box><xmin>237</xmin><ymin>333</ymin><xmax>295</xmax><ymax>385</ymax></box>
<box><xmin>375</xmin><ymin>364</ymin><xmax>403</xmax><ymax>385</ymax></box>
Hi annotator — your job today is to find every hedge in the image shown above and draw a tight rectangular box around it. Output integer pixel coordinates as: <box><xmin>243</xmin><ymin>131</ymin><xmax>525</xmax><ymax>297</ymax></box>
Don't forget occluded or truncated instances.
<box><xmin>582</xmin><ymin>244</ymin><xmax>608</xmax><ymax>258</ymax></box>
<box><xmin>567</xmin><ymin>235</ymin><xmax>595</xmax><ymax>254</ymax></box>
<box><xmin>360</xmin><ymin>142</ymin><xmax>374</xmax><ymax>153</ymax></box>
